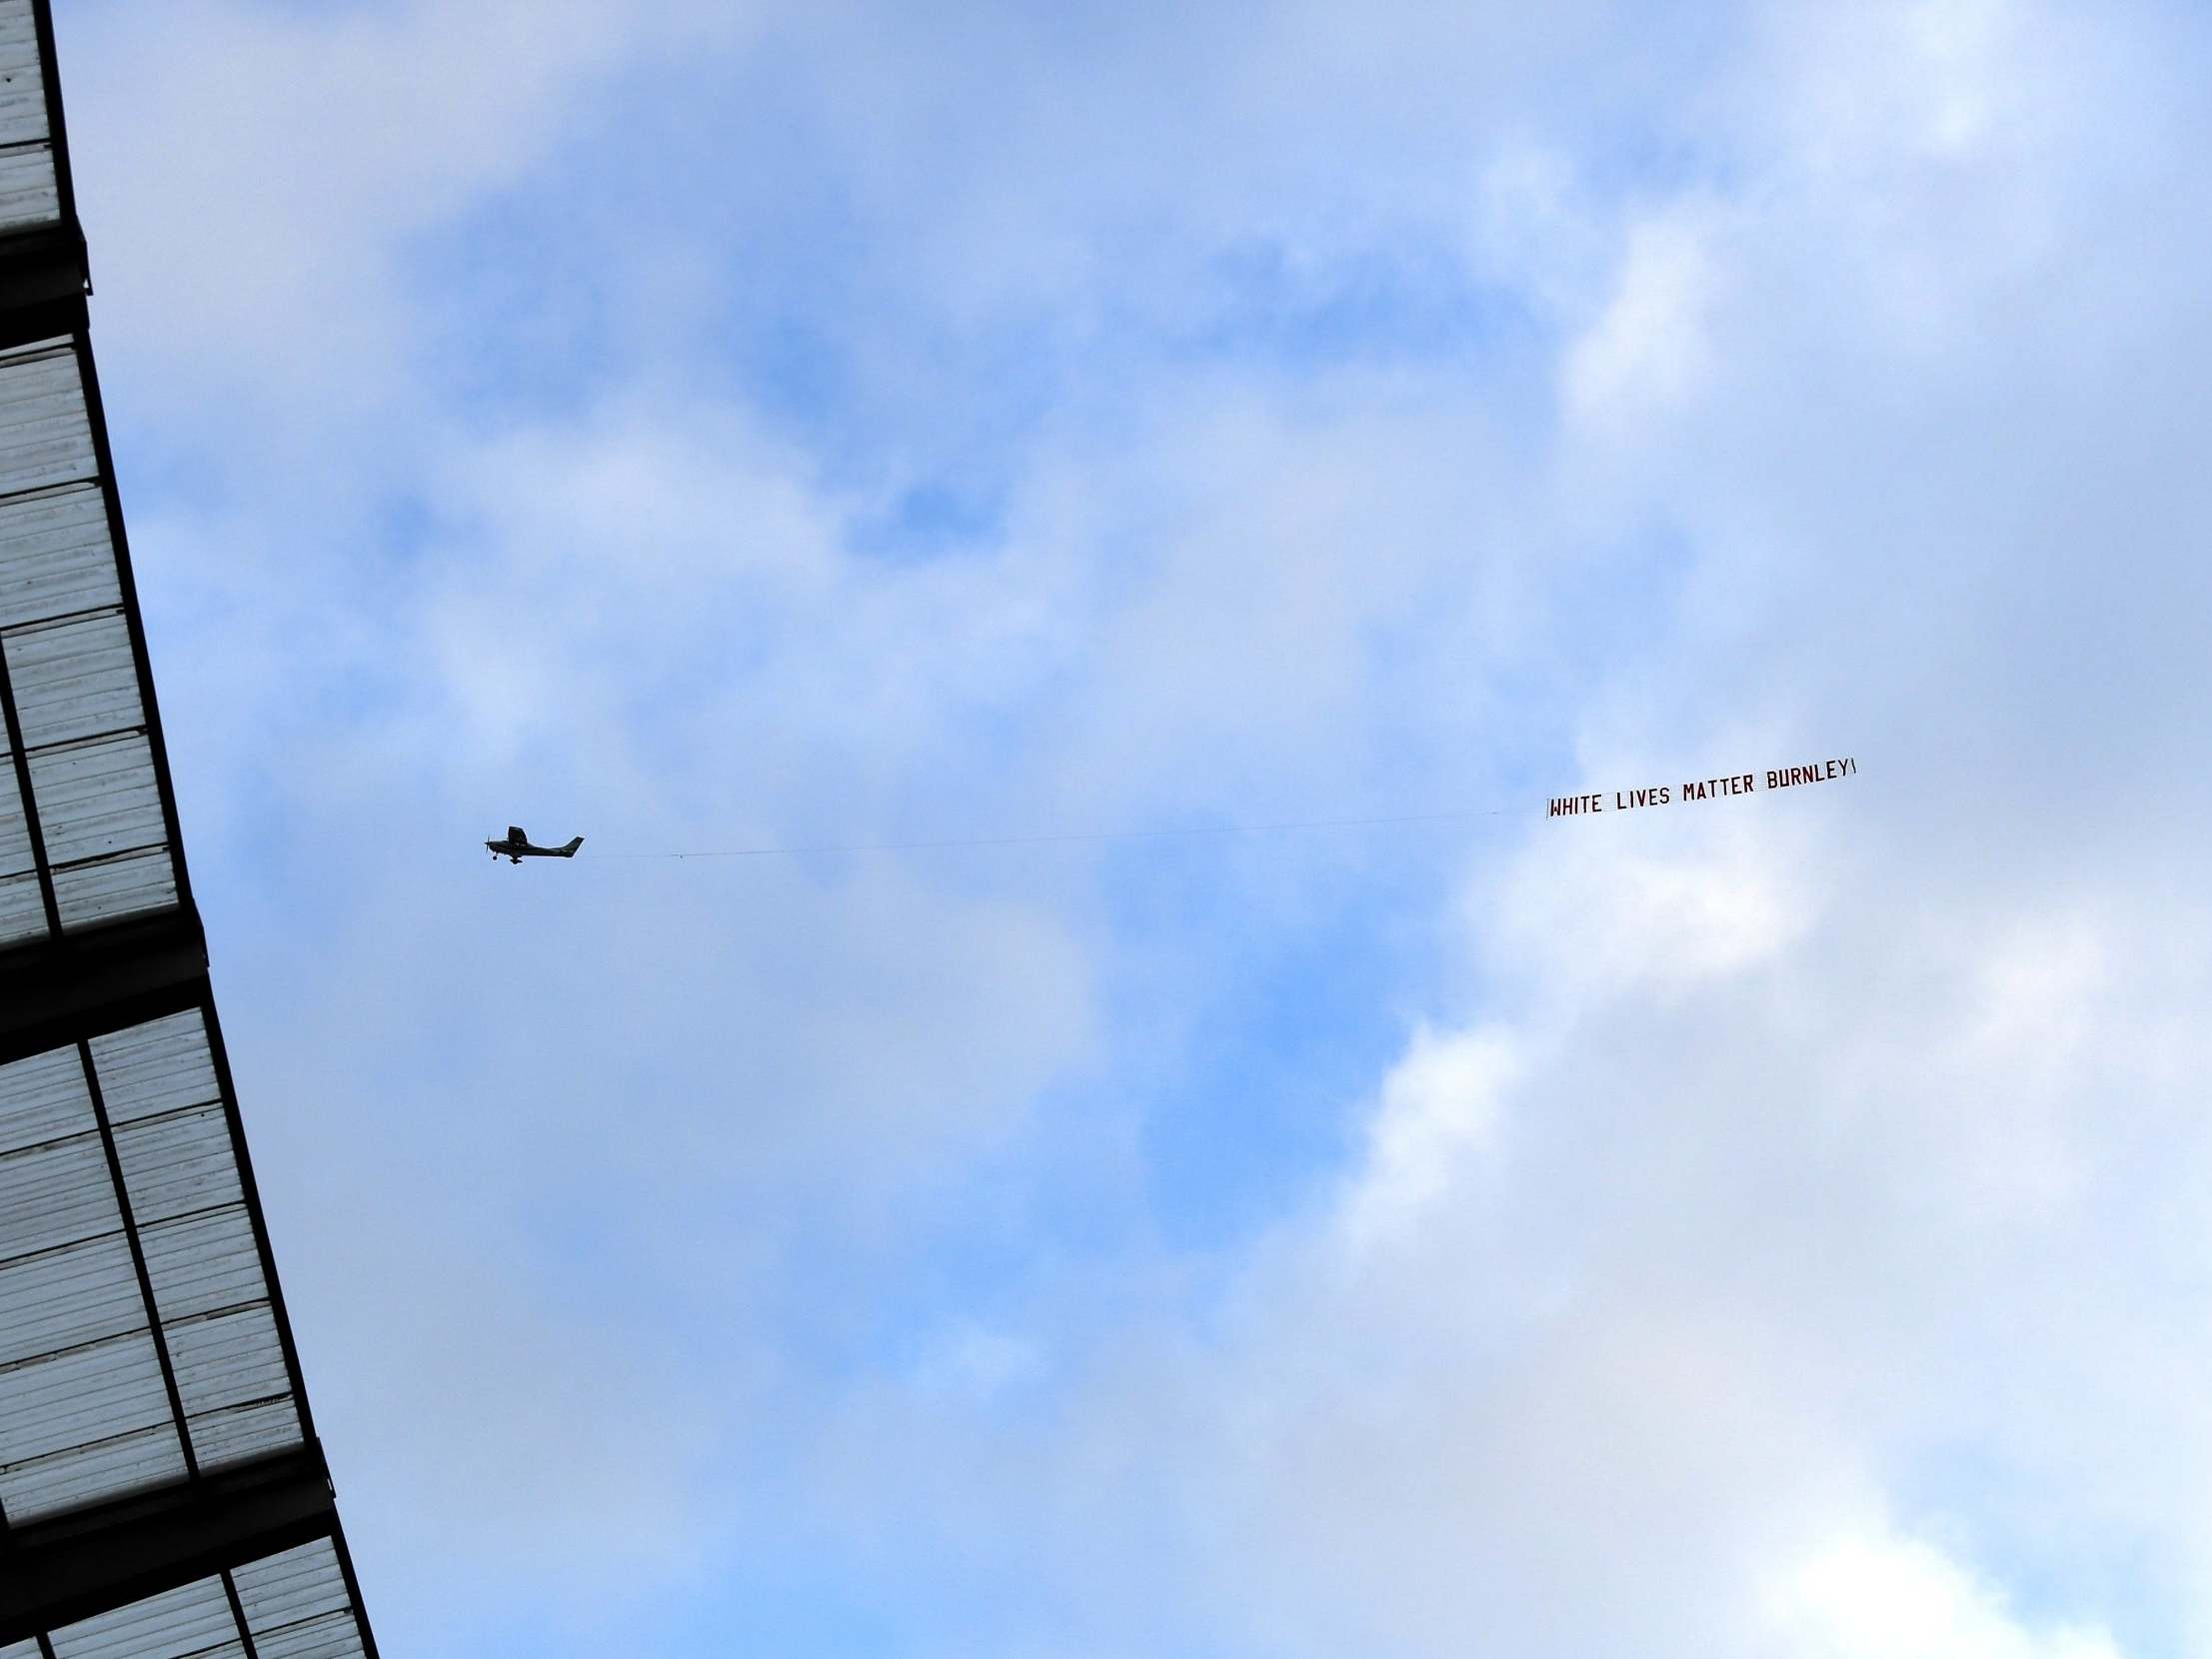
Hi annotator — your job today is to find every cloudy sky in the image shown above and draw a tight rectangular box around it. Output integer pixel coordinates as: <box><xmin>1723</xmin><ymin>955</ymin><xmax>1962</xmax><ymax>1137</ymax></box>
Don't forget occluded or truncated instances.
<box><xmin>48</xmin><ymin>0</ymin><xmax>2212</xmax><ymax>1653</ymax></box>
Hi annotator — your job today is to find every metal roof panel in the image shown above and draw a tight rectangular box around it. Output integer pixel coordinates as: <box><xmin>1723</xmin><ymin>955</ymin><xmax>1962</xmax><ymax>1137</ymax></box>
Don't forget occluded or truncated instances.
<box><xmin>0</xmin><ymin>1228</ymin><xmax>138</xmax><ymax>1364</ymax></box>
<box><xmin>137</xmin><ymin>1202</ymin><xmax>266</xmax><ymax>1322</ymax></box>
<box><xmin>89</xmin><ymin>1011</ymin><xmax>220</xmax><ymax>1125</ymax></box>
<box><xmin>0</xmin><ymin>1328</ymin><xmax>185</xmax><ymax>1521</ymax></box>
<box><xmin>168</xmin><ymin>1302</ymin><xmax>288</xmax><ymax>1417</ymax></box>
<box><xmin>49</xmin><ymin>1577</ymin><xmax>237</xmax><ymax>1659</ymax></box>
<box><xmin>0</xmin><ymin>1421</ymin><xmax>189</xmax><ymax>1523</ymax></box>
<box><xmin>0</xmin><ymin>144</ymin><xmax>58</xmax><ymax>236</ymax></box>
<box><xmin>0</xmin><ymin>869</ymin><xmax>38</xmax><ymax>941</ymax></box>
<box><xmin>4</xmin><ymin>611</ymin><xmax>143</xmax><ymax>749</ymax></box>
<box><xmin>255</xmin><ymin>1614</ymin><xmax>366</xmax><ymax>1659</ymax></box>
<box><xmin>0</xmin><ymin>1</ymin><xmax>50</xmax><ymax>147</ymax></box>
<box><xmin>187</xmin><ymin>1393</ymin><xmax>303</xmax><ymax>1471</ymax></box>
<box><xmin>113</xmin><ymin>1103</ymin><xmax>243</xmax><ymax>1226</ymax></box>
<box><xmin>52</xmin><ymin>846</ymin><xmax>179</xmax><ymax>928</ymax></box>
<box><xmin>0</xmin><ymin>483</ymin><xmax>118</xmax><ymax>631</ymax></box>
<box><xmin>27</xmin><ymin>732</ymin><xmax>165</xmax><ymax>864</ymax></box>
<box><xmin>232</xmin><ymin>1540</ymin><xmax>350</xmax><ymax>1633</ymax></box>
<box><xmin>0</xmin><ymin>1041</ymin><xmax>91</xmax><ymax>1153</ymax></box>
<box><xmin>0</xmin><ymin>342</ymin><xmax>94</xmax><ymax>496</ymax></box>
<box><xmin>0</xmin><ymin>1128</ymin><xmax>116</xmax><ymax>1260</ymax></box>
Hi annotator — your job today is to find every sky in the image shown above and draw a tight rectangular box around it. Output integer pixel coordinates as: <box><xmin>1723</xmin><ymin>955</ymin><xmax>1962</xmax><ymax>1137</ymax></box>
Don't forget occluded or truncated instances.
<box><xmin>43</xmin><ymin>0</ymin><xmax>2212</xmax><ymax>1653</ymax></box>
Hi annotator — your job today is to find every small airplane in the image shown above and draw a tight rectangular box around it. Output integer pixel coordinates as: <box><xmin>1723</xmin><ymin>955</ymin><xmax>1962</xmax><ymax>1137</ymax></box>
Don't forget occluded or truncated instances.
<box><xmin>485</xmin><ymin>826</ymin><xmax>584</xmax><ymax>864</ymax></box>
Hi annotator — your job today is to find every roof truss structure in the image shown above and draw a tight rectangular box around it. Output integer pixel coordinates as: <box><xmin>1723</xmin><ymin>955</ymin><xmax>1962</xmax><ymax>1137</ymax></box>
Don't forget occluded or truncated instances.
<box><xmin>0</xmin><ymin>4</ymin><xmax>381</xmax><ymax>1653</ymax></box>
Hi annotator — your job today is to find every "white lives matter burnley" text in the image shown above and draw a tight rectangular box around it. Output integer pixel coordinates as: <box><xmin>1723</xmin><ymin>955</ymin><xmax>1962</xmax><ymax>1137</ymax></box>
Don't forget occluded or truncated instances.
<box><xmin>1547</xmin><ymin>757</ymin><xmax>1857</xmax><ymax>818</ymax></box>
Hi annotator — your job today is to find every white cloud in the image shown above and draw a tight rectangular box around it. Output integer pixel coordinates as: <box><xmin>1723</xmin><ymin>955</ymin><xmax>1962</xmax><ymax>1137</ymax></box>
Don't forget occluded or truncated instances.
<box><xmin>1763</xmin><ymin>1528</ymin><xmax>2126</xmax><ymax>1659</ymax></box>
<box><xmin>64</xmin><ymin>0</ymin><xmax>752</xmax><ymax>430</ymax></box>
<box><xmin>1565</xmin><ymin>210</ymin><xmax>1725</xmax><ymax>434</ymax></box>
<box><xmin>1487</xmin><ymin>819</ymin><xmax>1810</xmax><ymax>1006</ymax></box>
<box><xmin>1339</xmin><ymin>1023</ymin><xmax>1515</xmax><ymax>1256</ymax></box>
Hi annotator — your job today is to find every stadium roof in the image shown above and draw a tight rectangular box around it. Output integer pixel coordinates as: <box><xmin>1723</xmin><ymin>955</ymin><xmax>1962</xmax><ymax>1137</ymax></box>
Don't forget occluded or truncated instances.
<box><xmin>0</xmin><ymin>3</ymin><xmax>381</xmax><ymax>1651</ymax></box>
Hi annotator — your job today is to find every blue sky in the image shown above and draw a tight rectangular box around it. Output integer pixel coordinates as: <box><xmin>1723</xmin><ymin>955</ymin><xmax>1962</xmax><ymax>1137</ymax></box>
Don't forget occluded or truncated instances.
<box><xmin>46</xmin><ymin>0</ymin><xmax>2212</xmax><ymax>1653</ymax></box>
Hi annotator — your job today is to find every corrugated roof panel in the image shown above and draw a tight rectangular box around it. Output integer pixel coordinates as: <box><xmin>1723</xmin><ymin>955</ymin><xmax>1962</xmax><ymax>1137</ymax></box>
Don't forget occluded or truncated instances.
<box><xmin>49</xmin><ymin>1575</ymin><xmax>241</xmax><ymax>1659</ymax></box>
<box><xmin>0</xmin><ymin>1229</ymin><xmax>140</xmax><ymax>1365</ymax></box>
<box><xmin>3</xmin><ymin>1640</ymin><xmax>42</xmax><ymax>1659</ymax></box>
<box><xmin>0</xmin><ymin>1328</ymin><xmax>184</xmax><ymax>1521</ymax></box>
<box><xmin>0</xmin><ymin>1422</ymin><xmax>188</xmax><ymax>1522</ymax></box>
<box><xmin>0</xmin><ymin>143</ymin><xmax>57</xmax><ymax>235</ymax></box>
<box><xmin>107</xmin><ymin>1110</ymin><xmax>225</xmax><ymax>1230</ymax></box>
<box><xmin>255</xmin><ymin>1612</ymin><xmax>366</xmax><ymax>1659</ymax></box>
<box><xmin>233</xmin><ymin>1539</ymin><xmax>350</xmax><ymax>1633</ymax></box>
<box><xmin>0</xmin><ymin>341</ymin><xmax>94</xmax><ymax>495</ymax></box>
<box><xmin>0</xmin><ymin>1127</ymin><xmax>117</xmax><ymax>1260</ymax></box>
<box><xmin>0</xmin><ymin>483</ymin><xmax>118</xmax><ymax>630</ymax></box>
<box><xmin>189</xmin><ymin>1392</ymin><xmax>302</xmax><ymax>1470</ymax></box>
<box><xmin>0</xmin><ymin>0</ymin><xmax>49</xmax><ymax>148</ymax></box>
<box><xmin>171</xmin><ymin>1304</ymin><xmax>299</xmax><ymax>1473</ymax></box>
<box><xmin>168</xmin><ymin>1302</ymin><xmax>287</xmax><ymax>1413</ymax></box>
<box><xmin>53</xmin><ymin>845</ymin><xmax>178</xmax><ymax>928</ymax></box>
<box><xmin>139</xmin><ymin>1202</ymin><xmax>266</xmax><ymax>1321</ymax></box>
<box><xmin>0</xmin><ymin>1330</ymin><xmax>165</xmax><ymax>1457</ymax></box>
<box><xmin>4</xmin><ymin>612</ymin><xmax>141</xmax><ymax>749</ymax></box>
<box><xmin>26</xmin><ymin>732</ymin><xmax>163</xmax><ymax>862</ymax></box>
<box><xmin>90</xmin><ymin>1010</ymin><xmax>220</xmax><ymax>1125</ymax></box>
<box><xmin>113</xmin><ymin>1102</ymin><xmax>242</xmax><ymax>1225</ymax></box>
<box><xmin>5</xmin><ymin>625</ymin><xmax>127</xmax><ymax>731</ymax></box>
<box><xmin>0</xmin><ymin>870</ymin><xmax>40</xmax><ymax>941</ymax></box>
<box><xmin>0</xmin><ymin>1041</ymin><xmax>90</xmax><ymax>1153</ymax></box>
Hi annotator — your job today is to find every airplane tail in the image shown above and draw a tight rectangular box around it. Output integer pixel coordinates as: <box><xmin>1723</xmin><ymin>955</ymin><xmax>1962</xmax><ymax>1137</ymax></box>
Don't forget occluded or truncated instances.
<box><xmin>559</xmin><ymin>836</ymin><xmax>584</xmax><ymax>856</ymax></box>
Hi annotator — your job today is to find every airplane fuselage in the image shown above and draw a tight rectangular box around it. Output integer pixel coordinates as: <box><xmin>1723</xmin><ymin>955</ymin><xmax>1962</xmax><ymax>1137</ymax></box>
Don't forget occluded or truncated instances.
<box><xmin>486</xmin><ymin>829</ymin><xmax>584</xmax><ymax>863</ymax></box>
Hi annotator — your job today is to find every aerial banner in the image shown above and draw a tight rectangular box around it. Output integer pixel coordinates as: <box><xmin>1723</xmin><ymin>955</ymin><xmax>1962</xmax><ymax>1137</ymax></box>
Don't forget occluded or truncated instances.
<box><xmin>1548</xmin><ymin>757</ymin><xmax>1858</xmax><ymax>818</ymax></box>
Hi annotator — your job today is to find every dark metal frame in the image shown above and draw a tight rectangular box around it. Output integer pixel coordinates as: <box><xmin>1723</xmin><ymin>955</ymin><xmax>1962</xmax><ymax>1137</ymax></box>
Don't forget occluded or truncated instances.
<box><xmin>218</xmin><ymin>1567</ymin><xmax>264</xmax><ymax>1659</ymax></box>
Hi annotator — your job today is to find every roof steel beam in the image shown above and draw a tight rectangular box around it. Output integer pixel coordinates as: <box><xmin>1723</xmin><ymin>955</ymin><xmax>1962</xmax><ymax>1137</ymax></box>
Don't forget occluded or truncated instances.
<box><xmin>0</xmin><ymin>236</ymin><xmax>85</xmax><ymax>323</ymax></box>
<box><xmin>0</xmin><ymin>1444</ymin><xmax>337</xmax><ymax>1646</ymax></box>
<box><xmin>0</xmin><ymin>912</ymin><xmax>209</xmax><ymax>1064</ymax></box>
